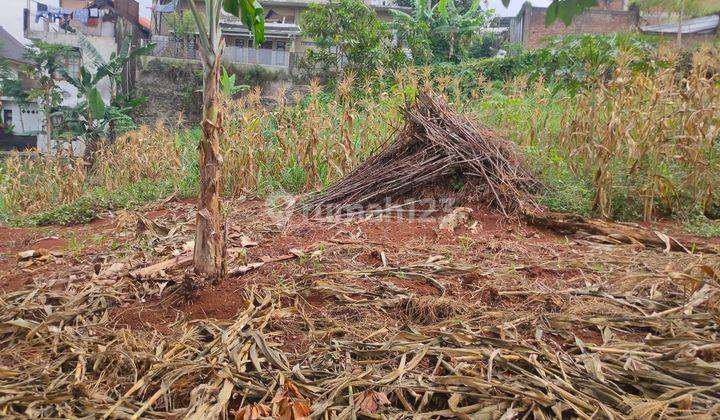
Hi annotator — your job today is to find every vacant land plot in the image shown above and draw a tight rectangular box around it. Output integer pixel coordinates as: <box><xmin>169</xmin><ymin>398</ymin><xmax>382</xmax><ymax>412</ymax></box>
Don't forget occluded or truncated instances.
<box><xmin>1</xmin><ymin>197</ymin><xmax>718</xmax><ymax>418</ymax></box>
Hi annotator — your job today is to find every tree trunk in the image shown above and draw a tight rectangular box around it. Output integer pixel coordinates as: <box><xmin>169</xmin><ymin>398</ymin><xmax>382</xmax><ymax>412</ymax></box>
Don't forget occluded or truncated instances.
<box><xmin>44</xmin><ymin>106</ymin><xmax>52</xmax><ymax>154</ymax></box>
<box><xmin>677</xmin><ymin>0</ymin><xmax>685</xmax><ymax>48</ymax></box>
<box><xmin>43</xmin><ymin>86</ymin><xmax>53</xmax><ymax>154</ymax></box>
<box><xmin>193</xmin><ymin>49</ymin><xmax>226</xmax><ymax>281</ymax></box>
<box><xmin>448</xmin><ymin>32</ymin><xmax>455</xmax><ymax>60</ymax></box>
<box><xmin>83</xmin><ymin>113</ymin><xmax>102</xmax><ymax>171</ymax></box>
<box><xmin>523</xmin><ymin>211</ymin><xmax>716</xmax><ymax>253</ymax></box>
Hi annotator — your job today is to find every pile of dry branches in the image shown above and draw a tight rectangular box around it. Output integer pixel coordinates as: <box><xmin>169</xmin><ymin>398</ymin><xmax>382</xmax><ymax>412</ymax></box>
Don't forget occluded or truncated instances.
<box><xmin>297</xmin><ymin>92</ymin><xmax>539</xmax><ymax>217</ymax></box>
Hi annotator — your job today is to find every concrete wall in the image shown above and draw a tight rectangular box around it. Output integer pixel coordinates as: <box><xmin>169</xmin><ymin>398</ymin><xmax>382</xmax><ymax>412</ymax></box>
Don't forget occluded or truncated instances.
<box><xmin>1</xmin><ymin>97</ymin><xmax>42</xmax><ymax>134</ymax></box>
<box><xmin>514</xmin><ymin>5</ymin><xmax>638</xmax><ymax>49</ymax></box>
<box><xmin>0</xmin><ymin>0</ymin><xmax>61</xmax><ymax>44</ymax></box>
<box><xmin>594</xmin><ymin>0</ymin><xmax>626</xmax><ymax>11</ymax></box>
<box><xmin>1</xmin><ymin>97</ymin><xmax>84</xmax><ymax>154</ymax></box>
<box><xmin>21</xmin><ymin>2</ymin><xmax>121</xmax><ymax>155</ymax></box>
<box><xmin>25</xmin><ymin>30</ymin><xmax>117</xmax><ymax>105</ymax></box>
<box><xmin>653</xmin><ymin>32</ymin><xmax>720</xmax><ymax>48</ymax></box>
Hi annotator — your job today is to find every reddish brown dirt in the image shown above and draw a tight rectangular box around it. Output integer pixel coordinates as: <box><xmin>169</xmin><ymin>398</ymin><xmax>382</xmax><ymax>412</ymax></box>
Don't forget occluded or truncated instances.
<box><xmin>5</xmin><ymin>199</ymin><xmax>718</xmax><ymax>350</ymax></box>
<box><xmin>110</xmin><ymin>206</ymin><xmax>572</xmax><ymax>333</ymax></box>
<box><xmin>0</xmin><ymin>217</ymin><xmax>117</xmax><ymax>293</ymax></box>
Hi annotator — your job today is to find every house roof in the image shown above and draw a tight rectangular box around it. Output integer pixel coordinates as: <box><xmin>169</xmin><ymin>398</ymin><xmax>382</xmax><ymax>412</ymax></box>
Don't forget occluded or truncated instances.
<box><xmin>139</xmin><ymin>16</ymin><xmax>152</xmax><ymax>30</ymax></box>
<box><xmin>0</xmin><ymin>26</ymin><xmax>30</xmax><ymax>65</ymax></box>
<box><xmin>220</xmin><ymin>21</ymin><xmax>301</xmax><ymax>38</ymax></box>
<box><xmin>641</xmin><ymin>14</ymin><xmax>720</xmax><ymax>34</ymax></box>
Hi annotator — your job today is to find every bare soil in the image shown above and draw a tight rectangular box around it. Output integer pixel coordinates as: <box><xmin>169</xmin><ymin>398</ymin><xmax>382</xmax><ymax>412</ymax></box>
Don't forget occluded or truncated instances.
<box><xmin>1</xmin><ymin>197</ymin><xmax>718</xmax><ymax>418</ymax></box>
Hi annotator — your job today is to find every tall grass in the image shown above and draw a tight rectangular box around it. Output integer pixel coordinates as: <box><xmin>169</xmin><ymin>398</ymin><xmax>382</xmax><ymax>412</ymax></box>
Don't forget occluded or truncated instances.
<box><xmin>558</xmin><ymin>47</ymin><xmax>720</xmax><ymax>221</ymax></box>
<box><xmin>0</xmin><ymin>123</ymin><xmax>189</xmax><ymax>224</ymax></box>
<box><xmin>475</xmin><ymin>46</ymin><xmax>720</xmax><ymax>222</ymax></box>
<box><xmin>220</xmin><ymin>77</ymin><xmax>404</xmax><ymax>196</ymax></box>
<box><xmin>1</xmin><ymin>45</ymin><xmax>718</xmax><ymax>229</ymax></box>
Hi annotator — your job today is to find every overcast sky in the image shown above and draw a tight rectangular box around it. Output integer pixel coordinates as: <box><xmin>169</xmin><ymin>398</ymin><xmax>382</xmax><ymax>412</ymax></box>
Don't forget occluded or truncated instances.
<box><xmin>486</xmin><ymin>0</ymin><xmax>552</xmax><ymax>17</ymax></box>
<box><xmin>137</xmin><ymin>0</ymin><xmax>553</xmax><ymax>19</ymax></box>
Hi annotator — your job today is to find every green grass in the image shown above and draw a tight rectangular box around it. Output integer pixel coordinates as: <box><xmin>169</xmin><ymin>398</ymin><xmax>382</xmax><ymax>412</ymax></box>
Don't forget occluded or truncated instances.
<box><xmin>14</xmin><ymin>178</ymin><xmax>180</xmax><ymax>227</ymax></box>
<box><xmin>684</xmin><ymin>209</ymin><xmax>720</xmax><ymax>238</ymax></box>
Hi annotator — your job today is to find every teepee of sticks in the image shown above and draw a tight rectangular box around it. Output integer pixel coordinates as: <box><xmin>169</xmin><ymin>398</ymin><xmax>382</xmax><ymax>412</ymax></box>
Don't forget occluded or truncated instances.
<box><xmin>296</xmin><ymin>92</ymin><xmax>540</xmax><ymax>217</ymax></box>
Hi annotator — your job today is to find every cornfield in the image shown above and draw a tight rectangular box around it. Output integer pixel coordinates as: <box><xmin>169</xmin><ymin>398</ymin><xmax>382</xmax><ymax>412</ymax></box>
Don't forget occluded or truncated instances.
<box><xmin>560</xmin><ymin>47</ymin><xmax>720</xmax><ymax>221</ymax></box>
<box><xmin>1</xmin><ymin>46</ymin><xmax>719</xmax><ymax>224</ymax></box>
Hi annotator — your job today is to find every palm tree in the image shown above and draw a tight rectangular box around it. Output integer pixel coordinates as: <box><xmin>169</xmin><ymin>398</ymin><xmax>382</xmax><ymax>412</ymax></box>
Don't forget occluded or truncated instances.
<box><xmin>185</xmin><ymin>0</ymin><xmax>264</xmax><ymax>280</ymax></box>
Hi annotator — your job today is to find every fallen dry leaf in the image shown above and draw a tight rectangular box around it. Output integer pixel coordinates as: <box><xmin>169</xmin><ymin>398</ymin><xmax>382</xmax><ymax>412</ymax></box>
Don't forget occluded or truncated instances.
<box><xmin>17</xmin><ymin>250</ymin><xmax>38</xmax><ymax>261</ymax></box>
<box><xmin>271</xmin><ymin>382</ymin><xmax>311</xmax><ymax>420</ymax></box>
<box><xmin>355</xmin><ymin>389</ymin><xmax>391</xmax><ymax>414</ymax></box>
<box><xmin>240</xmin><ymin>236</ymin><xmax>259</xmax><ymax>247</ymax></box>
<box><xmin>235</xmin><ymin>403</ymin><xmax>271</xmax><ymax>420</ymax></box>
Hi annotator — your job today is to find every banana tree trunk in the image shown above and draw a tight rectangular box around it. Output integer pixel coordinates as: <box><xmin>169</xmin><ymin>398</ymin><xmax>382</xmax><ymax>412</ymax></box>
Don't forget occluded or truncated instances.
<box><xmin>44</xmin><ymin>106</ymin><xmax>52</xmax><ymax>154</ymax></box>
<box><xmin>193</xmin><ymin>47</ymin><xmax>226</xmax><ymax>281</ymax></box>
<box><xmin>44</xmin><ymin>86</ymin><xmax>53</xmax><ymax>154</ymax></box>
<box><xmin>448</xmin><ymin>31</ymin><xmax>456</xmax><ymax>60</ymax></box>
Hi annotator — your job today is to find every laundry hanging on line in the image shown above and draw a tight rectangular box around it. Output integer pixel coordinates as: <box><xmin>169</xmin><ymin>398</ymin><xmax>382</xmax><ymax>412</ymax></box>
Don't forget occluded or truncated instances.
<box><xmin>35</xmin><ymin>2</ymin><xmax>48</xmax><ymax>23</ymax></box>
<box><xmin>34</xmin><ymin>1</ymin><xmax>102</xmax><ymax>27</ymax></box>
<box><xmin>73</xmin><ymin>8</ymin><xmax>89</xmax><ymax>24</ymax></box>
<box><xmin>154</xmin><ymin>0</ymin><xmax>179</xmax><ymax>13</ymax></box>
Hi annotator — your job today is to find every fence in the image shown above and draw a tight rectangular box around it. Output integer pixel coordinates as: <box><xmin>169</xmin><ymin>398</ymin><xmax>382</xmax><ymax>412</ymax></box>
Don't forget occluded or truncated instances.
<box><xmin>143</xmin><ymin>39</ymin><xmax>291</xmax><ymax>69</ymax></box>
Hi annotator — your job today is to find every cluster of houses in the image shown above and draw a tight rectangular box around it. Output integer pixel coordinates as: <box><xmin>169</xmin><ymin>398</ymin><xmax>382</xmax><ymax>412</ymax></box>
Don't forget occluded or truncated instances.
<box><xmin>1</xmin><ymin>0</ymin><xmax>718</xmax><ymax>154</ymax></box>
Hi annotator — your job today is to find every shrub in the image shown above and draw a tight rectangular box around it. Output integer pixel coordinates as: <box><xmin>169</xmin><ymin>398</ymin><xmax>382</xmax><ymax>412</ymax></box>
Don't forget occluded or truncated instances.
<box><xmin>430</xmin><ymin>33</ymin><xmax>661</xmax><ymax>93</ymax></box>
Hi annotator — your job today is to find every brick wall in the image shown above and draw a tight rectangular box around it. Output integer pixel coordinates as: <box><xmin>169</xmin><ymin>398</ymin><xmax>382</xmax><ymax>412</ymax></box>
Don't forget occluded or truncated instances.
<box><xmin>594</xmin><ymin>0</ymin><xmax>625</xmax><ymax>11</ymax></box>
<box><xmin>520</xmin><ymin>6</ymin><xmax>638</xmax><ymax>49</ymax></box>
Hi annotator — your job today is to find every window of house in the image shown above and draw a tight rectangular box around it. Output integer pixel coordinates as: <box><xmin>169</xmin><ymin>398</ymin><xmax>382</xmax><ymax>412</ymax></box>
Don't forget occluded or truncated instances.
<box><xmin>276</xmin><ymin>41</ymin><xmax>286</xmax><ymax>51</ymax></box>
<box><xmin>234</xmin><ymin>38</ymin><xmax>245</xmax><ymax>48</ymax></box>
<box><xmin>265</xmin><ymin>9</ymin><xmax>293</xmax><ymax>24</ymax></box>
<box><xmin>260</xmin><ymin>40</ymin><xmax>273</xmax><ymax>50</ymax></box>
<box><xmin>265</xmin><ymin>9</ymin><xmax>281</xmax><ymax>23</ymax></box>
<box><xmin>57</xmin><ymin>53</ymin><xmax>81</xmax><ymax>79</ymax></box>
<box><xmin>2</xmin><ymin>109</ymin><xmax>12</xmax><ymax>126</ymax></box>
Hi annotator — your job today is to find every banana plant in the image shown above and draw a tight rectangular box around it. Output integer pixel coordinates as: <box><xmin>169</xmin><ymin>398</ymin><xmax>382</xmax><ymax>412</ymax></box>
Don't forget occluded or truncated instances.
<box><xmin>435</xmin><ymin>0</ymin><xmax>488</xmax><ymax>59</ymax></box>
<box><xmin>101</xmin><ymin>38</ymin><xmax>156</xmax><ymax>99</ymax></box>
<box><xmin>185</xmin><ymin>0</ymin><xmax>264</xmax><ymax>281</ymax></box>
<box><xmin>391</xmin><ymin>0</ymin><xmax>489</xmax><ymax>61</ymax></box>
<box><xmin>61</xmin><ymin>65</ymin><xmax>110</xmax><ymax>162</ymax></box>
<box><xmin>393</xmin><ymin>0</ymin><xmax>601</xmax><ymax>61</ymax></box>
<box><xmin>390</xmin><ymin>0</ymin><xmax>432</xmax><ymax>23</ymax></box>
<box><xmin>390</xmin><ymin>0</ymin><xmax>433</xmax><ymax>61</ymax></box>
<box><xmin>77</xmin><ymin>33</ymin><xmax>156</xmax><ymax>100</ymax></box>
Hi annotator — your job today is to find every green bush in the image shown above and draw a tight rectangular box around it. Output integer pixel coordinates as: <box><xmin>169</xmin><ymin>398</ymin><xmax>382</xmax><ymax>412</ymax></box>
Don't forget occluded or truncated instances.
<box><xmin>430</xmin><ymin>33</ymin><xmax>661</xmax><ymax>93</ymax></box>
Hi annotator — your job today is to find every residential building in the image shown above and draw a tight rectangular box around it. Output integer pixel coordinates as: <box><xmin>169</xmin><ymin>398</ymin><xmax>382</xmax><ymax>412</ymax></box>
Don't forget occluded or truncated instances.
<box><xmin>0</xmin><ymin>26</ymin><xmax>43</xmax><ymax>152</ymax></box>
<box><xmin>144</xmin><ymin>0</ymin><xmax>409</xmax><ymax>71</ymax></box>
<box><xmin>509</xmin><ymin>1</ymin><xmax>639</xmax><ymax>49</ymax></box>
<box><xmin>0</xmin><ymin>0</ymin><xmax>40</xmax><ymax>43</ymax></box>
<box><xmin>18</xmin><ymin>0</ymin><xmax>148</xmax><ymax>153</ymax></box>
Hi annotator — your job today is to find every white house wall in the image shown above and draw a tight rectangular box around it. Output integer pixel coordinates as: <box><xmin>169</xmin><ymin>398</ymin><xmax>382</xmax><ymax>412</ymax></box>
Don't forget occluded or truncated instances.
<box><xmin>0</xmin><ymin>0</ymin><xmax>60</xmax><ymax>44</ymax></box>
<box><xmin>25</xmin><ymin>31</ymin><xmax>117</xmax><ymax>104</ymax></box>
<box><xmin>1</xmin><ymin>97</ymin><xmax>42</xmax><ymax>134</ymax></box>
<box><xmin>24</xmin><ymin>18</ymin><xmax>118</xmax><ymax>156</ymax></box>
